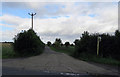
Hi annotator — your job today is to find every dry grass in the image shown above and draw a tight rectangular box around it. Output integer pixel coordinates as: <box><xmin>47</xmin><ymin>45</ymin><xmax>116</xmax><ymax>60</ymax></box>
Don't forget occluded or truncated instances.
<box><xmin>1</xmin><ymin>43</ymin><xmax>18</xmax><ymax>59</ymax></box>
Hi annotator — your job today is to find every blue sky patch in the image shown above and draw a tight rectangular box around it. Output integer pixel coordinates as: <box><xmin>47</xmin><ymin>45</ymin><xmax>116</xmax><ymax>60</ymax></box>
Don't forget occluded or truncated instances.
<box><xmin>0</xmin><ymin>21</ymin><xmax>15</xmax><ymax>31</ymax></box>
<box><xmin>1</xmin><ymin>25</ymin><xmax>14</xmax><ymax>31</ymax></box>
<box><xmin>88</xmin><ymin>14</ymin><xmax>96</xmax><ymax>17</ymax></box>
<box><xmin>41</xmin><ymin>15</ymin><xmax>70</xmax><ymax>19</ymax></box>
<box><xmin>45</xmin><ymin>5</ymin><xmax>59</xmax><ymax>13</ymax></box>
<box><xmin>2</xmin><ymin>6</ymin><xmax>32</xmax><ymax>18</ymax></box>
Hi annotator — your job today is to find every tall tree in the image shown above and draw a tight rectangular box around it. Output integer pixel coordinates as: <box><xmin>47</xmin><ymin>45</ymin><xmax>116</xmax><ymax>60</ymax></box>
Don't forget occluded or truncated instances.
<box><xmin>65</xmin><ymin>42</ymin><xmax>70</xmax><ymax>47</ymax></box>
<box><xmin>47</xmin><ymin>41</ymin><xmax>51</xmax><ymax>46</ymax></box>
<box><xmin>53</xmin><ymin>38</ymin><xmax>62</xmax><ymax>47</ymax></box>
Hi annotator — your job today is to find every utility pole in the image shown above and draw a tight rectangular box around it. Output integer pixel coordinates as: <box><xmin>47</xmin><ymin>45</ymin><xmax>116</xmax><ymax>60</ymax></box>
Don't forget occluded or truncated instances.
<box><xmin>28</xmin><ymin>13</ymin><xmax>36</xmax><ymax>30</ymax></box>
<box><xmin>97</xmin><ymin>36</ymin><xmax>101</xmax><ymax>56</ymax></box>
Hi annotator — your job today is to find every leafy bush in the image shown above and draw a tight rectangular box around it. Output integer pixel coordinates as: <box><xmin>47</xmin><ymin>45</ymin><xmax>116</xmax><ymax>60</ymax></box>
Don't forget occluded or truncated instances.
<box><xmin>2</xmin><ymin>43</ymin><xmax>17</xmax><ymax>58</ymax></box>
<box><xmin>64</xmin><ymin>42</ymin><xmax>70</xmax><ymax>47</ymax></box>
<box><xmin>70</xmin><ymin>44</ymin><xmax>74</xmax><ymax>46</ymax></box>
<box><xmin>73</xmin><ymin>30</ymin><xmax>120</xmax><ymax>60</ymax></box>
<box><xmin>61</xmin><ymin>43</ymin><xmax>64</xmax><ymax>47</ymax></box>
<box><xmin>47</xmin><ymin>41</ymin><xmax>51</xmax><ymax>46</ymax></box>
<box><xmin>53</xmin><ymin>38</ymin><xmax>62</xmax><ymax>47</ymax></box>
<box><xmin>13</xmin><ymin>29</ymin><xmax>45</xmax><ymax>57</ymax></box>
<box><xmin>73</xmin><ymin>39</ymin><xmax>79</xmax><ymax>45</ymax></box>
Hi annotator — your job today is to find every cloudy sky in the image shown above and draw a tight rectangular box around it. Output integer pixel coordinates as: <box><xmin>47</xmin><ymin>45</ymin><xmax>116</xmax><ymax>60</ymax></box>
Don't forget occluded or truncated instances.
<box><xmin>0</xmin><ymin>1</ymin><xmax>118</xmax><ymax>44</ymax></box>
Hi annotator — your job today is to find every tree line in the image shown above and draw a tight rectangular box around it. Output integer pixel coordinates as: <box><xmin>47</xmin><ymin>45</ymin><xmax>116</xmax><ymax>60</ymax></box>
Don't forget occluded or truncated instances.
<box><xmin>48</xmin><ymin>30</ymin><xmax>120</xmax><ymax>60</ymax></box>
<box><xmin>73</xmin><ymin>30</ymin><xmax>120</xmax><ymax>60</ymax></box>
<box><xmin>13</xmin><ymin>28</ymin><xmax>120</xmax><ymax>60</ymax></box>
<box><xmin>47</xmin><ymin>38</ymin><xmax>73</xmax><ymax>47</ymax></box>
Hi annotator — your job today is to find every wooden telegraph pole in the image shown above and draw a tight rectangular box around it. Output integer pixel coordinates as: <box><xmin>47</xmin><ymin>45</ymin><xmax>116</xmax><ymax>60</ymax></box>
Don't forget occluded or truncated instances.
<box><xmin>97</xmin><ymin>36</ymin><xmax>101</xmax><ymax>56</ymax></box>
<box><xmin>28</xmin><ymin>13</ymin><xmax>36</xmax><ymax>30</ymax></box>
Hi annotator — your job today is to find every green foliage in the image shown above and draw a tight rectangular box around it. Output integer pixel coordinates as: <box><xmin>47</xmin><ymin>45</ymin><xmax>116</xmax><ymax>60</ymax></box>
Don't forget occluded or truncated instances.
<box><xmin>74</xmin><ymin>39</ymin><xmax>79</xmax><ymax>45</ymax></box>
<box><xmin>50</xmin><ymin>46</ymin><xmax>75</xmax><ymax>55</ymax></box>
<box><xmin>13</xmin><ymin>29</ymin><xmax>45</xmax><ymax>57</ymax></box>
<box><xmin>2</xmin><ymin>43</ymin><xmax>19</xmax><ymax>59</ymax></box>
<box><xmin>47</xmin><ymin>41</ymin><xmax>51</xmax><ymax>46</ymax></box>
<box><xmin>50</xmin><ymin>45</ymin><xmax>120</xmax><ymax>65</ymax></box>
<box><xmin>64</xmin><ymin>42</ymin><xmax>70</xmax><ymax>47</ymax></box>
<box><xmin>78</xmin><ymin>52</ymin><xmax>120</xmax><ymax>65</ymax></box>
<box><xmin>114</xmin><ymin>30</ymin><xmax>120</xmax><ymax>59</ymax></box>
<box><xmin>99</xmin><ymin>34</ymin><xmax>115</xmax><ymax>57</ymax></box>
<box><xmin>53</xmin><ymin>38</ymin><xmax>62</xmax><ymax>47</ymax></box>
<box><xmin>61</xmin><ymin>43</ymin><xmax>64</xmax><ymax>47</ymax></box>
<box><xmin>70</xmin><ymin>44</ymin><xmax>74</xmax><ymax>46</ymax></box>
<box><xmin>74</xmin><ymin>30</ymin><xmax>120</xmax><ymax>60</ymax></box>
<box><xmin>53</xmin><ymin>41</ymin><xmax>60</xmax><ymax>47</ymax></box>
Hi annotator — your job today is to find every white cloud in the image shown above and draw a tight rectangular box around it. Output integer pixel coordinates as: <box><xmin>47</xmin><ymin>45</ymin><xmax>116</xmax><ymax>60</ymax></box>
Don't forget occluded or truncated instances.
<box><xmin>0</xmin><ymin>2</ymin><xmax>118</xmax><ymax>43</ymax></box>
<box><xmin>1</xmin><ymin>0</ymin><xmax>119</xmax><ymax>2</ymax></box>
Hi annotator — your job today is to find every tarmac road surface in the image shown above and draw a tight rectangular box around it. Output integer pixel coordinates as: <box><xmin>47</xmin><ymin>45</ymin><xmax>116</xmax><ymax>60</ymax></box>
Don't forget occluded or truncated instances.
<box><xmin>2</xmin><ymin>46</ymin><xmax>119</xmax><ymax>76</ymax></box>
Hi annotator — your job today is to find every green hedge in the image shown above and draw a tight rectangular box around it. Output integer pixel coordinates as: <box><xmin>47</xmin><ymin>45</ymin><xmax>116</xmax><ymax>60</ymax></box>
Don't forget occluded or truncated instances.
<box><xmin>73</xmin><ymin>30</ymin><xmax>120</xmax><ymax>60</ymax></box>
<box><xmin>13</xmin><ymin>29</ymin><xmax>45</xmax><ymax>57</ymax></box>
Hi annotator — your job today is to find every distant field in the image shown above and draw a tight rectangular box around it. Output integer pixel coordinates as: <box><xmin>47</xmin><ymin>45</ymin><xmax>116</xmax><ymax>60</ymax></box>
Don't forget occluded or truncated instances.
<box><xmin>1</xmin><ymin>43</ymin><xmax>19</xmax><ymax>59</ymax></box>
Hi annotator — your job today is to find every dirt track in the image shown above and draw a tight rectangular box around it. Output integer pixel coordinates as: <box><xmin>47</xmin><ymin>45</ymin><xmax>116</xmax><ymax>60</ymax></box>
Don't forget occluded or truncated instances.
<box><xmin>2</xmin><ymin>46</ymin><xmax>119</xmax><ymax>75</ymax></box>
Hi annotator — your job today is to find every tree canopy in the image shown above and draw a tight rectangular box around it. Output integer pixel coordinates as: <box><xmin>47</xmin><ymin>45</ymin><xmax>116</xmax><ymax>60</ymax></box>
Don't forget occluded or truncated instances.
<box><xmin>13</xmin><ymin>29</ymin><xmax>45</xmax><ymax>56</ymax></box>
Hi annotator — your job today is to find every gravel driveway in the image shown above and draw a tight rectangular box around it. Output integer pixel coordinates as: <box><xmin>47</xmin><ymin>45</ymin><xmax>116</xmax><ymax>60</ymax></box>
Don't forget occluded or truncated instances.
<box><xmin>2</xmin><ymin>46</ymin><xmax>119</xmax><ymax>76</ymax></box>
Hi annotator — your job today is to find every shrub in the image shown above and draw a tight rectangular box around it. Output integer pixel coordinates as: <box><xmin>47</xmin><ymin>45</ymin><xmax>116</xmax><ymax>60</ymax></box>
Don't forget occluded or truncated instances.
<box><xmin>70</xmin><ymin>44</ymin><xmax>74</xmax><ymax>46</ymax></box>
<box><xmin>13</xmin><ymin>29</ymin><xmax>45</xmax><ymax>57</ymax></box>
<box><xmin>61</xmin><ymin>43</ymin><xmax>64</xmax><ymax>47</ymax></box>
<box><xmin>73</xmin><ymin>30</ymin><xmax>120</xmax><ymax>60</ymax></box>
<box><xmin>65</xmin><ymin>42</ymin><xmax>70</xmax><ymax>47</ymax></box>
<box><xmin>74</xmin><ymin>39</ymin><xmax>79</xmax><ymax>45</ymax></box>
<box><xmin>47</xmin><ymin>41</ymin><xmax>51</xmax><ymax>46</ymax></box>
<box><xmin>53</xmin><ymin>38</ymin><xmax>62</xmax><ymax>47</ymax></box>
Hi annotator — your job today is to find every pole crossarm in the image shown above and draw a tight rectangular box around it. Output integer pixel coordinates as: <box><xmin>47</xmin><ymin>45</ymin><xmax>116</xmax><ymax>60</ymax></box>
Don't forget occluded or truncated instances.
<box><xmin>28</xmin><ymin>13</ymin><xmax>36</xmax><ymax>16</ymax></box>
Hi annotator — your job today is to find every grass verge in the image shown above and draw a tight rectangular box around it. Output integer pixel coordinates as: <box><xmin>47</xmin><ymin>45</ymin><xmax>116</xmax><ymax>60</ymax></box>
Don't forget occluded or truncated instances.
<box><xmin>1</xmin><ymin>43</ymin><xmax>20</xmax><ymax>59</ymax></box>
<box><xmin>79</xmin><ymin>53</ymin><xmax>120</xmax><ymax>66</ymax></box>
<box><xmin>2</xmin><ymin>43</ymin><xmax>45</xmax><ymax>59</ymax></box>
<box><xmin>50</xmin><ymin>46</ymin><xmax>74</xmax><ymax>55</ymax></box>
<box><xmin>50</xmin><ymin>46</ymin><xmax>120</xmax><ymax>66</ymax></box>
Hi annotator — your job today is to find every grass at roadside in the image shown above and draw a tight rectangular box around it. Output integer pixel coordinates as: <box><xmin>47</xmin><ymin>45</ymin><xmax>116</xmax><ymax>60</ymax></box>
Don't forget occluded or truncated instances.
<box><xmin>1</xmin><ymin>43</ymin><xmax>19</xmax><ymax>59</ymax></box>
<box><xmin>79</xmin><ymin>53</ymin><xmax>120</xmax><ymax>66</ymax></box>
<box><xmin>50</xmin><ymin>46</ymin><xmax>74</xmax><ymax>55</ymax></box>
<box><xmin>50</xmin><ymin>46</ymin><xmax>120</xmax><ymax>66</ymax></box>
<box><xmin>2</xmin><ymin>43</ymin><xmax>45</xmax><ymax>59</ymax></box>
